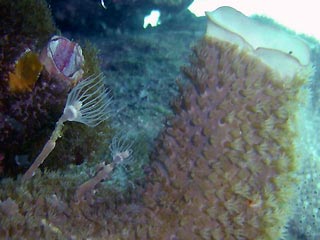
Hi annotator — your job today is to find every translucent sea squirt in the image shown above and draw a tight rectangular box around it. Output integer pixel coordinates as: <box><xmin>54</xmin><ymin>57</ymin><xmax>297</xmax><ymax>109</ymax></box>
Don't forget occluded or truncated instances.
<box><xmin>39</xmin><ymin>35</ymin><xmax>85</xmax><ymax>84</ymax></box>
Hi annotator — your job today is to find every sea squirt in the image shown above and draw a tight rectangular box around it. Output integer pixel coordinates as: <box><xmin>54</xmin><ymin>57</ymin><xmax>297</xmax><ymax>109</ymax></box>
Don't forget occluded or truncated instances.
<box><xmin>39</xmin><ymin>35</ymin><xmax>85</xmax><ymax>85</ymax></box>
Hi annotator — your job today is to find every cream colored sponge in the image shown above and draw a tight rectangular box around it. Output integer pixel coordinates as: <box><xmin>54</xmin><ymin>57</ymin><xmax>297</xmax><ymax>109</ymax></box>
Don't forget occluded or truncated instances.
<box><xmin>206</xmin><ymin>6</ymin><xmax>310</xmax><ymax>79</ymax></box>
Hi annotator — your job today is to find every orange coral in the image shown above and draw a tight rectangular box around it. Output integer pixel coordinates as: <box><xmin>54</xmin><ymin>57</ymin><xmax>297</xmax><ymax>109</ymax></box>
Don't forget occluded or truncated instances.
<box><xmin>9</xmin><ymin>50</ymin><xmax>42</xmax><ymax>93</ymax></box>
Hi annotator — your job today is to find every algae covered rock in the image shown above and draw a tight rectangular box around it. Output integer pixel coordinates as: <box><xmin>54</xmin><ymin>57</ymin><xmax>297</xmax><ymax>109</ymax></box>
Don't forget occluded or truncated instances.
<box><xmin>0</xmin><ymin>0</ymin><xmax>113</xmax><ymax>177</ymax></box>
<box><xmin>0</xmin><ymin>0</ymin><xmax>59</xmax><ymax>176</ymax></box>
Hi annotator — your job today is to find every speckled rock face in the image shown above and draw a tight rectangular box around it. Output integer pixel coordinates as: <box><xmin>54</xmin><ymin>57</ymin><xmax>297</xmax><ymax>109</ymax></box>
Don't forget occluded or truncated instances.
<box><xmin>142</xmin><ymin>38</ymin><xmax>305</xmax><ymax>239</ymax></box>
<box><xmin>0</xmin><ymin>0</ymin><xmax>59</xmax><ymax>175</ymax></box>
<box><xmin>0</xmin><ymin>0</ymin><xmax>108</xmax><ymax>177</ymax></box>
<box><xmin>290</xmin><ymin>145</ymin><xmax>320</xmax><ymax>240</ymax></box>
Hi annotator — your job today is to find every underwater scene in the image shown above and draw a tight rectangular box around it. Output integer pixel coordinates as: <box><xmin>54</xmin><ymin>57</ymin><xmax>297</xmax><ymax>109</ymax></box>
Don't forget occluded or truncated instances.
<box><xmin>0</xmin><ymin>0</ymin><xmax>320</xmax><ymax>239</ymax></box>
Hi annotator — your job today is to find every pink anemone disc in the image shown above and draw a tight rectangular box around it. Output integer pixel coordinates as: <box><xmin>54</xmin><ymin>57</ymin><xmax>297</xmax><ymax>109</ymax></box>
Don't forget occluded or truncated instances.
<box><xmin>40</xmin><ymin>35</ymin><xmax>85</xmax><ymax>85</ymax></box>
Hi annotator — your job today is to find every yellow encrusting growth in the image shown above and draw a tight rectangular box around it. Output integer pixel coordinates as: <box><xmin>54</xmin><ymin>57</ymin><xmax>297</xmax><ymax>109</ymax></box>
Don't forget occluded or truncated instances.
<box><xmin>9</xmin><ymin>50</ymin><xmax>42</xmax><ymax>93</ymax></box>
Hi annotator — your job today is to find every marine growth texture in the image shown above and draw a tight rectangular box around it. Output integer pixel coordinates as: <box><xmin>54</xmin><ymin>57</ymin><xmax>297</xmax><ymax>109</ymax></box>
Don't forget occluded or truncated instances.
<box><xmin>0</xmin><ymin>36</ymin><xmax>306</xmax><ymax>239</ymax></box>
<box><xmin>141</xmin><ymin>38</ymin><xmax>304</xmax><ymax>239</ymax></box>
